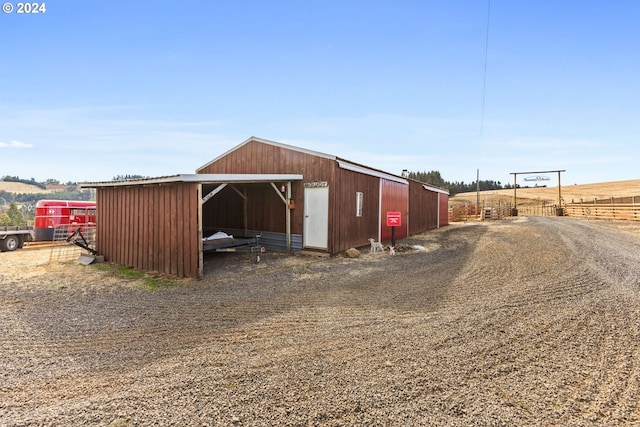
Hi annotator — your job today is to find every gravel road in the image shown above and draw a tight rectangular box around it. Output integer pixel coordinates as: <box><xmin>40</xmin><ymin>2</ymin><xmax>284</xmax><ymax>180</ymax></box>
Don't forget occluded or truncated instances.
<box><xmin>1</xmin><ymin>216</ymin><xmax>639</xmax><ymax>426</ymax></box>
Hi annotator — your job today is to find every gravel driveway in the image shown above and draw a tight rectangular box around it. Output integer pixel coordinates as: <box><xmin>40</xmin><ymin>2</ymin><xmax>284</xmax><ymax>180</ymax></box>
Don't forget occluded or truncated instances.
<box><xmin>1</xmin><ymin>216</ymin><xmax>639</xmax><ymax>426</ymax></box>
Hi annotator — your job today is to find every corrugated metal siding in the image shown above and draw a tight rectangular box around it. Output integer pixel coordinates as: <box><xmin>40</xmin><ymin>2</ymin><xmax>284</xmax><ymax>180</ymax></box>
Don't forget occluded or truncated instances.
<box><xmin>408</xmin><ymin>181</ymin><xmax>439</xmax><ymax>234</ymax></box>
<box><xmin>333</xmin><ymin>167</ymin><xmax>380</xmax><ymax>253</ymax></box>
<box><xmin>96</xmin><ymin>183</ymin><xmax>200</xmax><ymax>278</ymax></box>
<box><xmin>380</xmin><ymin>179</ymin><xmax>409</xmax><ymax>243</ymax></box>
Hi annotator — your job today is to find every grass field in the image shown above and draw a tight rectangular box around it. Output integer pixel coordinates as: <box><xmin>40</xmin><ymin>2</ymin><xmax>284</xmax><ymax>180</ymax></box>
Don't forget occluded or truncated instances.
<box><xmin>0</xmin><ymin>182</ymin><xmax>59</xmax><ymax>194</ymax></box>
<box><xmin>451</xmin><ymin>179</ymin><xmax>640</xmax><ymax>207</ymax></box>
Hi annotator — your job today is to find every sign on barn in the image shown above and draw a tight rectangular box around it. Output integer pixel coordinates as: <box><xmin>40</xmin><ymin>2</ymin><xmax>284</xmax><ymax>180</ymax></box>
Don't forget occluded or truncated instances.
<box><xmin>386</xmin><ymin>211</ymin><xmax>402</xmax><ymax>227</ymax></box>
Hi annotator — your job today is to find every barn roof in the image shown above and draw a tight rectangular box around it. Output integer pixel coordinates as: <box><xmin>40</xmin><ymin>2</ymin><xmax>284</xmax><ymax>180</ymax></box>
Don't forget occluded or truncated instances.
<box><xmin>197</xmin><ymin>136</ymin><xmax>411</xmax><ymax>185</ymax></box>
<box><xmin>81</xmin><ymin>136</ymin><xmax>448</xmax><ymax>194</ymax></box>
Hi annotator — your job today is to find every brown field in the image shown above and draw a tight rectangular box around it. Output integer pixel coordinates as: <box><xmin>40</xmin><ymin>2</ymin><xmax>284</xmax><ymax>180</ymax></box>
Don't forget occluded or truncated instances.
<box><xmin>451</xmin><ymin>179</ymin><xmax>640</xmax><ymax>207</ymax></box>
<box><xmin>0</xmin><ymin>182</ymin><xmax>59</xmax><ymax>195</ymax></box>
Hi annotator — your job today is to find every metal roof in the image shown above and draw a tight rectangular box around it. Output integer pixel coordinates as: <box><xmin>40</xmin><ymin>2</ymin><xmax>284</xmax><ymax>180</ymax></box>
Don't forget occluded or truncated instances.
<box><xmin>422</xmin><ymin>184</ymin><xmax>450</xmax><ymax>195</ymax></box>
<box><xmin>80</xmin><ymin>173</ymin><xmax>304</xmax><ymax>188</ymax></box>
<box><xmin>336</xmin><ymin>160</ymin><xmax>408</xmax><ymax>185</ymax></box>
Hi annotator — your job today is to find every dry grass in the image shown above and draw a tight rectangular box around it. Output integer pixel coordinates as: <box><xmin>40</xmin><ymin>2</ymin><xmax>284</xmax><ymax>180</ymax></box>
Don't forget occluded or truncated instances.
<box><xmin>451</xmin><ymin>179</ymin><xmax>640</xmax><ymax>207</ymax></box>
<box><xmin>0</xmin><ymin>182</ymin><xmax>58</xmax><ymax>194</ymax></box>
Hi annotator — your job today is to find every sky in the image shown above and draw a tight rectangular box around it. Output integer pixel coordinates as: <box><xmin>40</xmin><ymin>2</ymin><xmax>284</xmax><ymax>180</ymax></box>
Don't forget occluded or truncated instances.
<box><xmin>1</xmin><ymin>0</ymin><xmax>638</xmax><ymax>186</ymax></box>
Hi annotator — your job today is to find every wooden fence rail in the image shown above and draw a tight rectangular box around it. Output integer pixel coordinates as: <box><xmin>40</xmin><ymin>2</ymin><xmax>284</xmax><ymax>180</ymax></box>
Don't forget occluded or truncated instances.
<box><xmin>563</xmin><ymin>204</ymin><xmax>640</xmax><ymax>221</ymax></box>
<box><xmin>450</xmin><ymin>200</ymin><xmax>640</xmax><ymax>222</ymax></box>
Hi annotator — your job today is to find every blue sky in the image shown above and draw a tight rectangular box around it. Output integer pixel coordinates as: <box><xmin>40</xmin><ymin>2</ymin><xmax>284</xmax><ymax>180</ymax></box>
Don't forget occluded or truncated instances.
<box><xmin>1</xmin><ymin>0</ymin><xmax>638</xmax><ymax>186</ymax></box>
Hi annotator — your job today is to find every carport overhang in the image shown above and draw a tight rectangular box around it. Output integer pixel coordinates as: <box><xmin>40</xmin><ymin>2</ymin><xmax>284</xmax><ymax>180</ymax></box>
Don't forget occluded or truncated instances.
<box><xmin>81</xmin><ymin>173</ymin><xmax>303</xmax><ymax>187</ymax></box>
<box><xmin>81</xmin><ymin>173</ymin><xmax>303</xmax><ymax>278</ymax></box>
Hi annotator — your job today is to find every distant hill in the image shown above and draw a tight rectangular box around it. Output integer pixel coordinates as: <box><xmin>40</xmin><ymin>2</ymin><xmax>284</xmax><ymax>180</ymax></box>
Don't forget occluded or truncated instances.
<box><xmin>451</xmin><ymin>179</ymin><xmax>640</xmax><ymax>207</ymax></box>
<box><xmin>0</xmin><ymin>182</ymin><xmax>60</xmax><ymax>194</ymax></box>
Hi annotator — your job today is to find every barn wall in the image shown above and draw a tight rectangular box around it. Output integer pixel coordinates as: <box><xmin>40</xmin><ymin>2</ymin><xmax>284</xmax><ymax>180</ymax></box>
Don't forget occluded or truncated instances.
<box><xmin>201</xmin><ymin>185</ymin><xmax>245</xmax><ymax>233</ymax></box>
<box><xmin>198</xmin><ymin>139</ymin><xmax>336</xmax><ymax>239</ymax></box>
<box><xmin>379</xmin><ymin>179</ymin><xmax>409</xmax><ymax>243</ymax></box>
<box><xmin>408</xmin><ymin>181</ymin><xmax>439</xmax><ymax>234</ymax></box>
<box><xmin>332</xmin><ymin>167</ymin><xmax>381</xmax><ymax>253</ymax></box>
<box><xmin>201</xmin><ymin>183</ymin><xmax>287</xmax><ymax>235</ymax></box>
<box><xmin>96</xmin><ymin>183</ymin><xmax>200</xmax><ymax>278</ymax></box>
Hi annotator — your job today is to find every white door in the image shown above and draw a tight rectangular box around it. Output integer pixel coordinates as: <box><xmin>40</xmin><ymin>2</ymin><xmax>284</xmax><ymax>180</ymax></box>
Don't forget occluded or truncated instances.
<box><xmin>303</xmin><ymin>186</ymin><xmax>329</xmax><ymax>249</ymax></box>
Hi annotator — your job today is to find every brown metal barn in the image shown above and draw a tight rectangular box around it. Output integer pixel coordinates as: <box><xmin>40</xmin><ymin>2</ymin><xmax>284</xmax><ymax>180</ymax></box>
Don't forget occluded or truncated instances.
<box><xmin>82</xmin><ymin>136</ymin><xmax>448</xmax><ymax>278</ymax></box>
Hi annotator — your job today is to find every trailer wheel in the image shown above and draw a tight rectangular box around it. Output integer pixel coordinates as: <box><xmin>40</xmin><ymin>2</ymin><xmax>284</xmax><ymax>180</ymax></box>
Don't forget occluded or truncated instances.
<box><xmin>0</xmin><ymin>235</ymin><xmax>21</xmax><ymax>252</ymax></box>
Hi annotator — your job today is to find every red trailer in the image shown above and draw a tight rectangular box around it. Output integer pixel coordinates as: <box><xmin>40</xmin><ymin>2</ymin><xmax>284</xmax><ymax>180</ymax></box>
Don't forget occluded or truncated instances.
<box><xmin>34</xmin><ymin>200</ymin><xmax>96</xmax><ymax>241</ymax></box>
<box><xmin>1</xmin><ymin>200</ymin><xmax>96</xmax><ymax>251</ymax></box>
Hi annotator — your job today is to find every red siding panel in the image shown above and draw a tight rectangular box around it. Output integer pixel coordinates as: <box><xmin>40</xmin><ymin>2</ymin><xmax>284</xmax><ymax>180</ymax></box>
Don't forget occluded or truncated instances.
<box><xmin>332</xmin><ymin>167</ymin><xmax>380</xmax><ymax>253</ymax></box>
<box><xmin>380</xmin><ymin>179</ymin><xmax>408</xmax><ymax>243</ymax></box>
<box><xmin>408</xmin><ymin>180</ymin><xmax>440</xmax><ymax>234</ymax></box>
<box><xmin>439</xmin><ymin>193</ymin><xmax>449</xmax><ymax>227</ymax></box>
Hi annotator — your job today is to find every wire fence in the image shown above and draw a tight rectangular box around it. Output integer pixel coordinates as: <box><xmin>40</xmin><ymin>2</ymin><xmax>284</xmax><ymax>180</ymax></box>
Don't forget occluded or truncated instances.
<box><xmin>49</xmin><ymin>225</ymin><xmax>97</xmax><ymax>262</ymax></box>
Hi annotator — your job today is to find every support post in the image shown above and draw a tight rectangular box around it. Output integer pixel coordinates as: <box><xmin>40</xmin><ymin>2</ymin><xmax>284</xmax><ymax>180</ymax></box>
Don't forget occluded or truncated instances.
<box><xmin>512</xmin><ymin>173</ymin><xmax>518</xmax><ymax>216</ymax></box>
<box><xmin>243</xmin><ymin>187</ymin><xmax>248</xmax><ymax>237</ymax></box>
<box><xmin>557</xmin><ymin>170</ymin><xmax>563</xmax><ymax>216</ymax></box>
<box><xmin>476</xmin><ymin>169</ymin><xmax>480</xmax><ymax>219</ymax></box>
<box><xmin>270</xmin><ymin>182</ymin><xmax>292</xmax><ymax>253</ymax></box>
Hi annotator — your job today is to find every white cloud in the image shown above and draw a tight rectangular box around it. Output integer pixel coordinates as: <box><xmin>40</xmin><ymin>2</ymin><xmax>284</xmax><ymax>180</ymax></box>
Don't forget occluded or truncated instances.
<box><xmin>0</xmin><ymin>140</ymin><xmax>34</xmax><ymax>148</ymax></box>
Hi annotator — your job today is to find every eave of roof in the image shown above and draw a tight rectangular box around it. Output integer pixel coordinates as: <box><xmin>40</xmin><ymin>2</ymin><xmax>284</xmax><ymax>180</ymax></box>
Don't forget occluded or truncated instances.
<box><xmin>422</xmin><ymin>184</ymin><xmax>450</xmax><ymax>195</ymax></box>
<box><xmin>80</xmin><ymin>173</ymin><xmax>304</xmax><ymax>188</ymax></box>
<box><xmin>336</xmin><ymin>159</ymin><xmax>408</xmax><ymax>185</ymax></box>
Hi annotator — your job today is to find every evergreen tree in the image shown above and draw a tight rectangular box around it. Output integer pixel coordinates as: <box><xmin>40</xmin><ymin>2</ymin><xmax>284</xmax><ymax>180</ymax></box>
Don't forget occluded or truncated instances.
<box><xmin>0</xmin><ymin>202</ymin><xmax>25</xmax><ymax>226</ymax></box>
<box><xmin>406</xmin><ymin>170</ymin><xmax>506</xmax><ymax>196</ymax></box>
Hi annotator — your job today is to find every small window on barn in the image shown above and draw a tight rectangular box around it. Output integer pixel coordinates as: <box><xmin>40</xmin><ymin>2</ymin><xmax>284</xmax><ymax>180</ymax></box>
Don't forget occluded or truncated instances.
<box><xmin>356</xmin><ymin>192</ymin><xmax>364</xmax><ymax>217</ymax></box>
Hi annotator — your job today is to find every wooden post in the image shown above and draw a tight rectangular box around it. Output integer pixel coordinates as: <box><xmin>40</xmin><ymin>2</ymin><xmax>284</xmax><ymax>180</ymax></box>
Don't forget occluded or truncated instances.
<box><xmin>391</xmin><ymin>226</ymin><xmax>396</xmax><ymax>248</ymax></box>
<box><xmin>197</xmin><ymin>184</ymin><xmax>204</xmax><ymax>279</ymax></box>
<box><xmin>557</xmin><ymin>170</ymin><xmax>563</xmax><ymax>216</ymax></box>
<box><xmin>243</xmin><ymin>188</ymin><xmax>248</xmax><ymax>237</ymax></box>
<box><xmin>513</xmin><ymin>173</ymin><xmax>517</xmax><ymax>216</ymax></box>
<box><xmin>476</xmin><ymin>169</ymin><xmax>480</xmax><ymax>219</ymax></box>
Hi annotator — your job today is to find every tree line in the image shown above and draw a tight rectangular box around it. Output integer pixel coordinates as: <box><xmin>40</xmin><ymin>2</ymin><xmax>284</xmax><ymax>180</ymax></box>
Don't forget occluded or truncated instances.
<box><xmin>0</xmin><ymin>203</ymin><xmax>28</xmax><ymax>226</ymax></box>
<box><xmin>407</xmin><ymin>170</ymin><xmax>508</xmax><ymax>196</ymax></box>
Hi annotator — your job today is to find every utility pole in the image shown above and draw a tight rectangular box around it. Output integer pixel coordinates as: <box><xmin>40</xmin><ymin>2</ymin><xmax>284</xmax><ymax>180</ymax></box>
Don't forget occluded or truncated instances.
<box><xmin>476</xmin><ymin>169</ymin><xmax>480</xmax><ymax>218</ymax></box>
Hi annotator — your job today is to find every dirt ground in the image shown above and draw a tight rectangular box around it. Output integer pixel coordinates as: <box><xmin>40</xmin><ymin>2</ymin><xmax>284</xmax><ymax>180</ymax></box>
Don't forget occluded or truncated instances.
<box><xmin>1</xmin><ymin>217</ymin><xmax>640</xmax><ymax>426</ymax></box>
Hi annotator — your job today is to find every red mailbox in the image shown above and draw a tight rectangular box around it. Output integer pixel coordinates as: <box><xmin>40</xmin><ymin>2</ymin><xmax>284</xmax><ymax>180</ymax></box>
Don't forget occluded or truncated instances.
<box><xmin>386</xmin><ymin>211</ymin><xmax>402</xmax><ymax>227</ymax></box>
